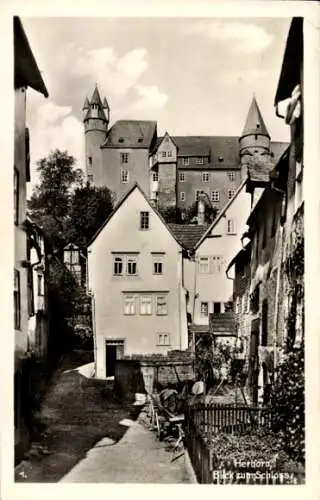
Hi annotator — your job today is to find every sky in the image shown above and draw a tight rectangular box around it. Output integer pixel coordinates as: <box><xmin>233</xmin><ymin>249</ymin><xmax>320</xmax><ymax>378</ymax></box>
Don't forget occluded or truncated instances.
<box><xmin>21</xmin><ymin>16</ymin><xmax>291</xmax><ymax>193</ymax></box>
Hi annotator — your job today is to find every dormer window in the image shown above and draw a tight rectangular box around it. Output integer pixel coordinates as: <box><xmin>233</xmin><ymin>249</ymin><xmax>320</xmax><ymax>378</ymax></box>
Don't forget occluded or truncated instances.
<box><xmin>256</xmin><ymin>123</ymin><xmax>260</xmax><ymax>129</ymax></box>
<box><xmin>182</xmin><ymin>157</ymin><xmax>189</xmax><ymax>166</ymax></box>
<box><xmin>218</xmin><ymin>155</ymin><xmax>224</xmax><ymax>162</ymax></box>
<box><xmin>118</xmin><ymin>138</ymin><xmax>124</xmax><ymax>143</ymax></box>
<box><xmin>138</xmin><ymin>137</ymin><xmax>143</xmax><ymax>143</ymax></box>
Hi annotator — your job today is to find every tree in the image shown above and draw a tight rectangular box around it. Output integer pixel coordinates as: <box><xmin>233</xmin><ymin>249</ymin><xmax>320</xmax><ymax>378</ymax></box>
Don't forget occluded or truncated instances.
<box><xmin>28</xmin><ymin>149</ymin><xmax>84</xmax><ymax>249</ymax></box>
<box><xmin>183</xmin><ymin>200</ymin><xmax>218</xmax><ymax>225</ymax></box>
<box><xmin>65</xmin><ymin>185</ymin><xmax>114</xmax><ymax>248</ymax></box>
<box><xmin>28</xmin><ymin>149</ymin><xmax>114</xmax><ymax>250</ymax></box>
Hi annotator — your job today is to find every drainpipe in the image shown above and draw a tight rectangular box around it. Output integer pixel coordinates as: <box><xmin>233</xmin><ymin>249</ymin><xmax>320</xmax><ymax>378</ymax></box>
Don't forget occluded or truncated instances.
<box><xmin>90</xmin><ymin>292</ymin><xmax>98</xmax><ymax>378</ymax></box>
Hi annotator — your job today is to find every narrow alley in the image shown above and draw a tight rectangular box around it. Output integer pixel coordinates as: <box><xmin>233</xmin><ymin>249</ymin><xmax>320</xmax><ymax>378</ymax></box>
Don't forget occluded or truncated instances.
<box><xmin>15</xmin><ymin>351</ymin><xmax>195</xmax><ymax>483</ymax></box>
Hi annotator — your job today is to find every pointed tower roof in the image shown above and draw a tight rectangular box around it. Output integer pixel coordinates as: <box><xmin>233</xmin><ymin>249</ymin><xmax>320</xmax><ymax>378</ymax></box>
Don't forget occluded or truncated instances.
<box><xmin>90</xmin><ymin>85</ymin><xmax>103</xmax><ymax>107</ymax></box>
<box><xmin>241</xmin><ymin>96</ymin><xmax>270</xmax><ymax>138</ymax></box>
<box><xmin>82</xmin><ymin>96</ymin><xmax>90</xmax><ymax>110</ymax></box>
<box><xmin>102</xmin><ymin>97</ymin><xmax>109</xmax><ymax>110</ymax></box>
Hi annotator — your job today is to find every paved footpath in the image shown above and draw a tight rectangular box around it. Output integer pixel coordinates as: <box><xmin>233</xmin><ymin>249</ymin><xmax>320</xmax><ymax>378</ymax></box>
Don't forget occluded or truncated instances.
<box><xmin>60</xmin><ymin>417</ymin><xmax>196</xmax><ymax>483</ymax></box>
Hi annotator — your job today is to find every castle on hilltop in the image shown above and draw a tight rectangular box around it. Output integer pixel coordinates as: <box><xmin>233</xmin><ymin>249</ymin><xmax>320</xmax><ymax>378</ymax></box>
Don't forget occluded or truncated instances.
<box><xmin>82</xmin><ymin>85</ymin><xmax>288</xmax><ymax>214</ymax></box>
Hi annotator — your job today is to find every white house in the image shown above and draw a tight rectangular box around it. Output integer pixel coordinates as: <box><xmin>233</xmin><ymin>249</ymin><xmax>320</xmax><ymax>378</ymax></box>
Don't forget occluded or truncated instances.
<box><xmin>184</xmin><ymin>179</ymin><xmax>252</xmax><ymax>329</ymax></box>
<box><xmin>87</xmin><ymin>183</ymin><xmax>189</xmax><ymax>379</ymax></box>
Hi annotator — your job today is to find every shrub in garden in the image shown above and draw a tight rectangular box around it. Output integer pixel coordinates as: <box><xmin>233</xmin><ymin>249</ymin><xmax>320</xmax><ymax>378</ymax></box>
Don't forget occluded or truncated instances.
<box><xmin>269</xmin><ymin>347</ymin><xmax>304</xmax><ymax>464</ymax></box>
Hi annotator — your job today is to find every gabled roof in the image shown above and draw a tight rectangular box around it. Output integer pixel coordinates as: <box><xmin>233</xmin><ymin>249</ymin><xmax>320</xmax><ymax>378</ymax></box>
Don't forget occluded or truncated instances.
<box><xmin>87</xmin><ymin>183</ymin><xmax>183</xmax><ymax>249</ymax></box>
<box><xmin>157</xmin><ymin>131</ymin><xmax>178</xmax><ymax>149</ymax></box>
<box><xmin>102</xmin><ymin>120</ymin><xmax>157</xmax><ymax>149</ymax></box>
<box><xmin>193</xmin><ymin>178</ymin><xmax>247</xmax><ymax>250</ymax></box>
<box><xmin>168</xmin><ymin>224</ymin><xmax>208</xmax><ymax>251</ymax></box>
<box><xmin>14</xmin><ymin>17</ymin><xmax>48</xmax><ymax>97</ymax></box>
<box><xmin>226</xmin><ymin>241</ymin><xmax>252</xmax><ymax>274</ymax></box>
<box><xmin>241</xmin><ymin>97</ymin><xmax>270</xmax><ymax>138</ymax></box>
<box><xmin>274</xmin><ymin>18</ymin><xmax>303</xmax><ymax>105</ymax></box>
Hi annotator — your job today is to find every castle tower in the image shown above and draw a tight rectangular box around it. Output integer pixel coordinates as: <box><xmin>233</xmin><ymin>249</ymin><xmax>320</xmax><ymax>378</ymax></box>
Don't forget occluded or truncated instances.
<box><xmin>239</xmin><ymin>96</ymin><xmax>271</xmax><ymax>179</ymax></box>
<box><xmin>83</xmin><ymin>85</ymin><xmax>109</xmax><ymax>185</ymax></box>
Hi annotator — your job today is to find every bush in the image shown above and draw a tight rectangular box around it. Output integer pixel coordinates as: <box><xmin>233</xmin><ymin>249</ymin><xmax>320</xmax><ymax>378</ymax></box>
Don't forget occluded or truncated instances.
<box><xmin>210</xmin><ymin>428</ymin><xmax>304</xmax><ymax>475</ymax></box>
<box><xmin>269</xmin><ymin>347</ymin><xmax>304</xmax><ymax>464</ymax></box>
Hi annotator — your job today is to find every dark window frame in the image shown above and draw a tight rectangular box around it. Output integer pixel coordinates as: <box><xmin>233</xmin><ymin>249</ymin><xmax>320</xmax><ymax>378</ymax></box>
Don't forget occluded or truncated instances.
<box><xmin>14</xmin><ymin>167</ymin><xmax>19</xmax><ymax>226</ymax></box>
<box><xmin>14</xmin><ymin>269</ymin><xmax>21</xmax><ymax>330</ymax></box>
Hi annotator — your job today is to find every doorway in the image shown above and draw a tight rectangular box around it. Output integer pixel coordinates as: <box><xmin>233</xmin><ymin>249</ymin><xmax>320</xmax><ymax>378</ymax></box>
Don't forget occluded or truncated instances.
<box><xmin>105</xmin><ymin>340</ymin><xmax>124</xmax><ymax>377</ymax></box>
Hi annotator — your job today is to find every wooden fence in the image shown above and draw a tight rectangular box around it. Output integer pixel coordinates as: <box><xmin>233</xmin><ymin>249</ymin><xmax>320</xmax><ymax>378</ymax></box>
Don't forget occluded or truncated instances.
<box><xmin>188</xmin><ymin>402</ymin><xmax>272</xmax><ymax>435</ymax></box>
<box><xmin>184</xmin><ymin>403</ymin><xmax>305</xmax><ymax>484</ymax></box>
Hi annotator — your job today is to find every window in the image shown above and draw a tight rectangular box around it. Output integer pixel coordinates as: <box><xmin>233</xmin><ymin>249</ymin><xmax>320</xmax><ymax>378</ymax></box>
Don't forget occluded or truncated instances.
<box><xmin>114</xmin><ymin>257</ymin><xmax>123</xmax><ymax>275</ymax></box>
<box><xmin>199</xmin><ymin>257</ymin><xmax>209</xmax><ymax>274</ymax></box>
<box><xmin>196</xmin><ymin>157</ymin><xmax>205</xmax><ymax>165</ymax></box>
<box><xmin>157</xmin><ymin>333</ymin><xmax>170</xmax><ymax>346</ymax></box>
<box><xmin>154</xmin><ymin>262</ymin><xmax>163</xmax><ymax>274</ymax></box>
<box><xmin>228</xmin><ymin>172</ymin><xmax>235</xmax><ymax>181</ymax></box>
<box><xmin>200</xmin><ymin>302</ymin><xmax>208</xmax><ymax>317</ymax></box>
<box><xmin>37</xmin><ymin>274</ymin><xmax>43</xmax><ymax>296</ymax></box>
<box><xmin>195</xmin><ymin>190</ymin><xmax>202</xmax><ymax>201</ymax></box>
<box><xmin>152</xmin><ymin>253</ymin><xmax>164</xmax><ymax>275</ymax></box>
<box><xmin>120</xmin><ymin>169</ymin><xmax>129</xmax><ymax>183</ymax></box>
<box><xmin>156</xmin><ymin>295</ymin><xmax>167</xmax><ymax>315</ymax></box>
<box><xmin>140</xmin><ymin>211</ymin><xmax>149</xmax><ymax>230</ymax></box>
<box><xmin>14</xmin><ymin>168</ymin><xmax>19</xmax><ymax>225</ymax></box>
<box><xmin>124</xmin><ymin>296</ymin><xmax>136</xmax><ymax>315</ymax></box>
<box><xmin>161</xmin><ymin>151</ymin><xmax>167</xmax><ymax>158</ymax></box>
<box><xmin>14</xmin><ymin>269</ymin><xmax>20</xmax><ymax>329</ymax></box>
<box><xmin>182</xmin><ymin>157</ymin><xmax>189</xmax><ymax>166</ymax></box>
<box><xmin>152</xmin><ymin>171</ymin><xmax>158</xmax><ymax>182</ymax></box>
<box><xmin>211</xmin><ymin>190</ymin><xmax>220</xmax><ymax>202</ymax></box>
<box><xmin>179</xmin><ymin>172</ymin><xmax>185</xmax><ymax>182</ymax></box>
<box><xmin>212</xmin><ymin>256</ymin><xmax>222</xmax><ymax>273</ymax></box>
<box><xmin>180</xmin><ymin>192</ymin><xmax>186</xmax><ymax>202</ymax></box>
<box><xmin>120</xmin><ymin>152</ymin><xmax>129</xmax><ymax>164</ymax></box>
<box><xmin>202</xmin><ymin>172</ymin><xmax>209</xmax><ymax>182</ymax></box>
<box><xmin>228</xmin><ymin>188</ymin><xmax>236</xmax><ymax>199</ymax></box>
<box><xmin>227</xmin><ymin>219</ymin><xmax>235</xmax><ymax>234</ymax></box>
<box><xmin>213</xmin><ymin>302</ymin><xmax>221</xmax><ymax>314</ymax></box>
<box><xmin>64</xmin><ymin>247</ymin><xmax>80</xmax><ymax>265</ymax></box>
<box><xmin>140</xmin><ymin>295</ymin><xmax>152</xmax><ymax>315</ymax></box>
<box><xmin>167</xmin><ymin>151</ymin><xmax>172</xmax><ymax>157</ymax></box>
<box><xmin>88</xmin><ymin>156</ymin><xmax>92</xmax><ymax>166</ymax></box>
<box><xmin>127</xmin><ymin>256</ymin><xmax>137</xmax><ymax>275</ymax></box>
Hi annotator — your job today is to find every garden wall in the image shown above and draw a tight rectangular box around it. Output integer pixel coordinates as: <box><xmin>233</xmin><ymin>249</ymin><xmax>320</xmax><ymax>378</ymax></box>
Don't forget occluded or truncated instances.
<box><xmin>114</xmin><ymin>351</ymin><xmax>195</xmax><ymax>398</ymax></box>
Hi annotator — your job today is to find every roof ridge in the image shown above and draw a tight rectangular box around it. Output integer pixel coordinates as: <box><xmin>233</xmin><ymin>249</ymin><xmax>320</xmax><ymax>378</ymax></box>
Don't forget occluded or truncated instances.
<box><xmin>87</xmin><ymin>183</ymin><xmax>183</xmax><ymax>249</ymax></box>
<box><xmin>194</xmin><ymin>178</ymin><xmax>247</xmax><ymax>250</ymax></box>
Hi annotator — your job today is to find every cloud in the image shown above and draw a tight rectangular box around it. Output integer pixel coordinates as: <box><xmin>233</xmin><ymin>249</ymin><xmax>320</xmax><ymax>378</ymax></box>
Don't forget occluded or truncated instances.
<box><xmin>28</xmin><ymin>102</ymin><xmax>84</xmax><ymax>193</ymax></box>
<box><xmin>133</xmin><ymin>85</ymin><xmax>168</xmax><ymax>110</ymax></box>
<box><xmin>37</xmin><ymin>102</ymin><xmax>72</xmax><ymax>124</ymax></box>
<box><xmin>70</xmin><ymin>45</ymin><xmax>149</xmax><ymax>96</ymax></box>
<box><xmin>189</xmin><ymin>22</ymin><xmax>274</xmax><ymax>54</ymax></box>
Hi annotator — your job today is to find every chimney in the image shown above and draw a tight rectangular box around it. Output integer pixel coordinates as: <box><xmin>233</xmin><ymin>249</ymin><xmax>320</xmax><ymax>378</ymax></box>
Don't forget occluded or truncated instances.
<box><xmin>197</xmin><ymin>199</ymin><xmax>205</xmax><ymax>225</ymax></box>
